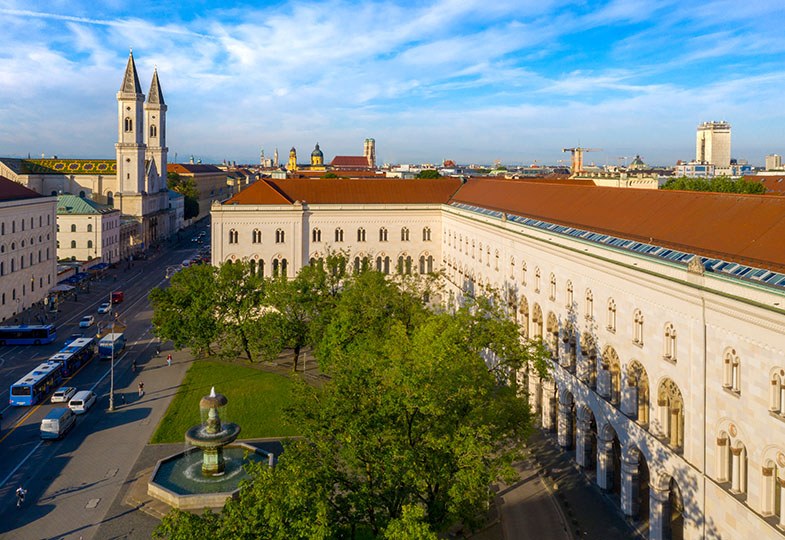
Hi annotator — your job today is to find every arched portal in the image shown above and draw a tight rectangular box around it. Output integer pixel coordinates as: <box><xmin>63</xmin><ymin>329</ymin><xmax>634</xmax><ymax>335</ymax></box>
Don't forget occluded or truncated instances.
<box><xmin>598</xmin><ymin>423</ymin><xmax>621</xmax><ymax>499</ymax></box>
<box><xmin>626</xmin><ymin>360</ymin><xmax>650</xmax><ymax>425</ymax></box>
<box><xmin>557</xmin><ymin>389</ymin><xmax>576</xmax><ymax>450</ymax></box>
<box><xmin>577</xmin><ymin>406</ymin><xmax>597</xmax><ymax>470</ymax></box>
<box><xmin>657</xmin><ymin>379</ymin><xmax>684</xmax><ymax>450</ymax></box>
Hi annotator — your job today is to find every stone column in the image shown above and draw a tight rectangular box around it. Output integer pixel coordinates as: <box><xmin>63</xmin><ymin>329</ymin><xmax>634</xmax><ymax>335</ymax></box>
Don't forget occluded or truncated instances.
<box><xmin>622</xmin><ymin>379</ymin><xmax>638</xmax><ymax>418</ymax></box>
<box><xmin>715</xmin><ymin>437</ymin><xmax>728</xmax><ymax>481</ymax></box>
<box><xmin>731</xmin><ymin>446</ymin><xmax>742</xmax><ymax>492</ymax></box>
<box><xmin>657</xmin><ymin>399</ymin><xmax>669</xmax><ymax>438</ymax></box>
<box><xmin>778</xmin><ymin>478</ymin><xmax>785</xmax><ymax>528</ymax></box>
<box><xmin>762</xmin><ymin>467</ymin><xmax>774</xmax><ymax>514</ymax></box>
<box><xmin>597</xmin><ymin>437</ymin><xmax>614</xmax><ymax>491</ymax></box>
<box><xmin>670</xmin><ymin>407</ymin><xmax>682</xmax><ymax>449</ymax></box>
<box><xmin>576</xmin><ymin>419</ymin><xmax>591</xmax><ymax>468</ymax></box>
<box><xmin>621</xmin><ymin>455</ymin><xmax>640</xmax><ymax>518</ymax></box>
<box><xmin>649</xmin><ymin>483</ymin><xmax>671</xmax><ymax>540</ymax></box>
<box><xmin>558</xmin><ymin>399</ymin><xmax>572</xmax><ymax>449</ymax></box>
<box><xmin>542</xmin><ymin>384</ymin><xmax>557</xmax><ymax>432</ymax></box>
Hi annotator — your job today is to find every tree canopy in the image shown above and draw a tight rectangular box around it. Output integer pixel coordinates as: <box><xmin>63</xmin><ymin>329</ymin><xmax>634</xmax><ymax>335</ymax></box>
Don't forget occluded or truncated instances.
<box><xmin>153</xmin><ymin>258</ymin><xmax>549</xmax><ymax>539</ymax></box>
<box><xmin>416</xmin><ymin>169</ymin><xmax>440</xmax><ymax>179</ymax></box>
<box><xmin>167</xmin><ymin>171</ymin><xmax>201</xmax><ymax>219</ymax></box>
<box><xmin>660</xmin><ymin>175</ymin><xmax>766</xmax><ymax>194</ymax></box>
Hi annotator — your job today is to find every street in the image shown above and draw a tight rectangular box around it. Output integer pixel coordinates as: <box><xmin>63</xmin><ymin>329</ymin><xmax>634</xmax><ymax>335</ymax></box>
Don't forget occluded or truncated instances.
<box><xmin>0</xmin><ymin>223</ymin><xmax>208</xmax><ymax>540</ymax></box>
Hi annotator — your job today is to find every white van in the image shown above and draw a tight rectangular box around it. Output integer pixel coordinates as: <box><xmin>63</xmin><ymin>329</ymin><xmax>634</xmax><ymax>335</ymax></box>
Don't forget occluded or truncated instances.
<box><xmin>68</xmin><ymin>390</ymin><xmax>97</xmax><ymax>414</ymax></box>
<box><xmin>40</xmin><ymin>407</ymin><xmax>76</xmax><ymax>440</ymax></box>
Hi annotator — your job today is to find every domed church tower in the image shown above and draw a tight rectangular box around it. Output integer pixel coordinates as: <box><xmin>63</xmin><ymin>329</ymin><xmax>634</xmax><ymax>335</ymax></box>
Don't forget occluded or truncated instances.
<box><xmin>288</xmin><ymin>147</ymin><xmax>297</xmax><ymax>171</ymax></box>
<box><xmin>311</xmin><ymin>143</ymin><xmax>324</xmax><ymax>166</ymax></box>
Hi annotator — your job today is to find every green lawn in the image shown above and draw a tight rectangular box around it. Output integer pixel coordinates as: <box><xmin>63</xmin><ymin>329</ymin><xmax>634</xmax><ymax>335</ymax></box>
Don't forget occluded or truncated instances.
<box><xmin>150</xmin><ymin>360</ymin><xmax>300</xmax><ymax>443</ymax></box>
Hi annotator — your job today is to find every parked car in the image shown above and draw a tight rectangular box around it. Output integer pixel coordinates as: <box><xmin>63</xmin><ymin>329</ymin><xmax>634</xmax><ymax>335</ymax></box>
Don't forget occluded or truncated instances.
<box><xmin>79</xmin><ymin>315</ymin><xmax>94</xmax><ymax>328</ymax></box>
<box><xmin>64</xmin><ymin>333</ymin><xmax>84</xmax><ymax>346</ymax></box>
<box><xmin>68</xmin><ymin>390</ymin><xmax>97</xmax><ymax>414</ymax></box>
<box><xmin>51</xmin><ymin>386</ymin><xmax>77</xmax><ymax>403</ymax></box>
<box><xmin>97</xmin><ymin>302</ymin><xmax>111</xmax><ymax>314</ymax></box>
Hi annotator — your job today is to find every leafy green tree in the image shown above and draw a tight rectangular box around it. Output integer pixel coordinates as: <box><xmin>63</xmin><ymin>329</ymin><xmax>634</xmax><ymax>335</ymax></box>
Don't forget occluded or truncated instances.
<box><xmin>321</xmin><ymin>172</ymin><xmax>339</xmax><ymax>179</ymax></box>
<box><xmin>381</xmin><ymin>506</ymin><xmax>438</xmax><ymax>540</ymax></box>
<box><xmin>661</xmin><ymin>175</ymin><xmax>766</xmax><ymax>194</ymax></box>
<box><xmin>416</xmin><ymin>169</ymin><xmax>440</xmax><ymax>179</ymax></box>
<box><xmin>168</xmin><ymin>171</ymin><xmax>201</xmax><ymax>219</ymax></box>
<box><xmin>149</xmin><ymin>264</ymin><xmax>221</xmax><ymax>356</ymax></box>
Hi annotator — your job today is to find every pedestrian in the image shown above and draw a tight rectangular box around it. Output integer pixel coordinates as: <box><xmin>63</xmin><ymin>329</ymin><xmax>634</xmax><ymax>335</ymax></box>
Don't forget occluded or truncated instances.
<box><xmin>132</xmin><ymin>359</ymin><xmax>137</xmax><ymax>372</ymax></box>
<box><xmin>167</xmin><ymin>354</ymin><xmax>172</xmax><ymax>367</ymax></box>
<box><xmin>15</xmin><ymin>486</ymin><xmax>26</xmax><ymax>508</ymax></box>
<box><xmin>138</xmin><ymin>381</ymin><xmax>144</xmax><ymax>397</ymax></box>
<box><xmin>121</xmin><ymin>394</ymin><xmax>126</xmax><ymax>405</ymax></box>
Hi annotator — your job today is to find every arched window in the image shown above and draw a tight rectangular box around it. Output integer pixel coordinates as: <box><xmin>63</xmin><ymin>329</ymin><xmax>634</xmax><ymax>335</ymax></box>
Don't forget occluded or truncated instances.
<box><xmin>79</xmin><ymin>190</ymin><xmax>86</xmax><ymax>197</ymax></box>
<box><xmin>419</xmin><ymin>255</ymin><xmax>425</xmax><ymax>274</ymax></box>
<box><xmin>124</xmin><ymin>117</ymin><xmax>133</xmax><ymax>132</ymax></box>
<box><xmin>723</xmin><ymin>349</ymin><xmax>741</xmax><ymax>394</ymax></box>
<box><xmin>509</xmin><ymin>256</ymin><xmax>515</xmax><ymax>279</ymax></box>
<box><xmin>396</xmin><ymin>255</ymin><xmax>412</xmax><ymax>275</ymax></box>
<box><xmin>334</xmin><ymin>228</ymin><xmax>344</xmax><ymax>242</ymax></box>
<box><xmin>273</xmin><ymin>259</ymin><xmax>279</xmax><ymax>277</ymax></box>
<box><xmin>486</xmin><ymin>246</ymin><xmax>490</xmax><ymax>266</ymax></box>
<box><xmin>494</xmin><ymin>250</ymin><xmax>499</xmax><ymax>271</ymax></box>
<box><xmin>87</xmin><ymin>240</ymin><xmax>93</xmax><ymax>249</ymax></box>
<box><xmin>770</xmin><ymin>370</ymin><xmax>785</xmax><ymax>416</ymax></box>
<box><xmin>70</xmin><ymin>240</ymin><xmax>76</xmax><ymax>248</ymax></box>
<box><xmin>585</xmin><ymin>289</ymin><xmax>593</xmax><ymax>320</ymax></box>
<box><xmin>565</xmin><ymin>281</ymin><xmax>574</xmax><ymax>309</ymax></box>
<box><xmin>150</xmin><ymin>124</ymin><xmax>157</xmax><ymax>137</ymax></box>
<box><xmin>607</xmin><ymin>298</ymin><xmax>616</xmax><ymax>332</ymax></box>
<box><xmin>281</xmin><ymin>259</ymin><xmax>288</xmax><ymax>277</ymax></box>
<box><xmin>664</xmin><ymin>323</ymin><xmax>676</xmax><ymax>361</ymax></box>
<box><xmin>521</xmin><ymin>262</ymin><xmax>527</xmax><ymax>286</ymax></box>
<box><xmin>427</xmin><ymin>255</ymin><xmax>433</xmax><ymax>273</ymax></box>
<box><xmin>276</xmin><ymin>229</ymin><xmax>285</xmax><ymax>243</ymax></box>
<box><xmin>534</xmin><ymin>268</ymin><xmax>541</xmax><ymax>293</ymax></box>
<box><xmin>252</xmin><ymin>229</ymin><xmax>262</xmax><ymax>243</ymax></box>
<box><xmin>633</xmin><ymin>309</ymin><xmax>644</xmax><ymax>344</ymax></box>
<box><xmin>422</xmin><ymin>227</ymin><xmax>431</xmax><ymax>241</ymax></box>
<box><xmin>87</xmin><ymin>224</ymin><xmax>92</xmax><ymax>232</ymax></box>
<box><xmin>312</xmin><ymin>228</ymin><xmax>321</xmax><ymax>242</ymax></box>
<box><xmin>107</xmin><ymin>191</ymin><xmax>114</xmax><ymax>205</ymax></box>
<box><xmin>228</xmin><ymin>229</ymin><xmax>238</xmax><ymax>244</ymax></box>
<box><xmin>357</xmin><ymin>228</ymin><xmax>366</xmax><ymax>242</ymax></box>
<box><xmin>401</xmin><ymin>227</ymin><xmax>409</xmax><ymax>241</ymax></box>
<box><xmin>657</xmin><ymin>379</ymin><xmax>685</xmax><ymax>451</ymax></box>
<box><xmin>548</xmin><ymin>273</ymin><xmax>556</xmax><ymax>301</ymax></box>
<box><xmin>376</xmin><ymin>255</ymin><xmax>390</xmax><ymax>275</ymax></box>
<box><xmin>70</xmin><ymin>224</ymin><xmax>77</xmax><ymax>232</ymax></box>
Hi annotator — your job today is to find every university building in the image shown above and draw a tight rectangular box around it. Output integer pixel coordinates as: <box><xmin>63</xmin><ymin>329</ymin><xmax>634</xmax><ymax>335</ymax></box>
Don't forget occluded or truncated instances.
<box><xmin>212</xmin><ymin>176</ymin><xmax>785</xmax><ymax>539</ymax></box>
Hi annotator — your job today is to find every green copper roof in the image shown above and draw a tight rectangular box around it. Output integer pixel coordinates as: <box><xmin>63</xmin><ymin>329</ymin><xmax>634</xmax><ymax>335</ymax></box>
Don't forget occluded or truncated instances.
<box><xmin>57</xmin><ymin>195</ymin><xmax>116</xmax><ymax>215</ymax></box>
<box><xmin>22</xmin><ymin>159</ymin><xmax>117</xmax><ymax>175</ymax></box>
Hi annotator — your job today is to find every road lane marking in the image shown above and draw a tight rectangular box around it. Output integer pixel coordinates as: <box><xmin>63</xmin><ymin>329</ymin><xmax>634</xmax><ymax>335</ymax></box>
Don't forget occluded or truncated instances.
<box><xmin>0</xmin><ymin>440</ymin><xmax>43</xmax><ymax>489</ymax></box>
<box><xmin>0</xmin><ymin>352</ymin><xmax>98</xmax><ymax>444</ymax></box>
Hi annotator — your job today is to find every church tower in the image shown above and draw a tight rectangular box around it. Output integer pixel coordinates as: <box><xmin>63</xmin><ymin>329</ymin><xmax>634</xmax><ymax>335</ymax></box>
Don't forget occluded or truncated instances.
<box><xmin>144</xmin><ymin>67</ymin><xmax>167</xmax><ymax>194</ymax></box>
<box><xmin>288</xmin><ymin>147</ymin><xmax>297</xmax><ymax>171</ymax></box>
<box><xmin>115</xmin><ymin>50</ymin><xmax>146</xmax><ymax>195</ymax></box>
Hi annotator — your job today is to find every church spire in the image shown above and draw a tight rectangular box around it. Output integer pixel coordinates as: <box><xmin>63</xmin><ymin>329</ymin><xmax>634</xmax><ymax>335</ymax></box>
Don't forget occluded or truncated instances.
<box><xmin>120</xmin><ymin>48</ymin><xmax>143</xmax><ymax>94</ymax></box>
<box><xmin>147</xmin><ymin>67</ymin><xmax>165</xmax><ymax>105</ymax></box>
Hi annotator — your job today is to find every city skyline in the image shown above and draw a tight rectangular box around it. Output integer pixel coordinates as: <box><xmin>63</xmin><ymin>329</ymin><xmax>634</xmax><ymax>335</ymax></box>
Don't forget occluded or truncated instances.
<box><xmin>0</xmin><ymin>0</ymin><xmax>783</xmax><ymax>166</ymax></box>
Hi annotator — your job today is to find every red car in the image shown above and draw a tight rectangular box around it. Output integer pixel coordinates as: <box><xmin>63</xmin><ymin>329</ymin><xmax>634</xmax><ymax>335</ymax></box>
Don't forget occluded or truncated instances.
<box><xmin>111</xmin><ymin>291</ymin><xmax>124</xmax><ymax>304</ymax></box>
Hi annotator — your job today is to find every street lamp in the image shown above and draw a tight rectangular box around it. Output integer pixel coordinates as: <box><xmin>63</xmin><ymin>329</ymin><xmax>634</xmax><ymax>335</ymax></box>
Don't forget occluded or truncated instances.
<box><xmin>106</xmin><ymin>288</ymin><xmax>120</xmax><ymax>412</ymax></box>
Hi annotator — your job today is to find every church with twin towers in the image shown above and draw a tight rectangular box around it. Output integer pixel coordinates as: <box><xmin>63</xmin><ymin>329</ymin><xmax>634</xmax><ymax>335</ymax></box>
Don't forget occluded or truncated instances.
<box><xmin>0</xmin><ymin>50</ymin><xmax>175</xmax><ymax>250</ymax></box>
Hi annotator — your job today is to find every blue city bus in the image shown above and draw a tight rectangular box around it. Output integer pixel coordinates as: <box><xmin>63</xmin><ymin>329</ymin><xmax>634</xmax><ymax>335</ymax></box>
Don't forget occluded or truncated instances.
<box><xmin>0</xmin><ymin>325</ymin><xmax>57</xmax><ymax>346</ymax></box>
<box><xmin>9</xmin><ymin>360</ymin><xmax>64</xmax><ymax>406</ymax></box>
<box><xmin>49</xmin><ymin>337</ymin><xmax>95</xmax><ymax>376</ymax></box>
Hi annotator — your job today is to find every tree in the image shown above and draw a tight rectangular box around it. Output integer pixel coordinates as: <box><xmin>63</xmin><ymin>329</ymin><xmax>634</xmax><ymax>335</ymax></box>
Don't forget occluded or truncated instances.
<box><xmin>321</xmin><ymin>172</ymin><xmax>339</xmax><ymax>179</ymax></box>
<box><xmin>660</xmin><ymin>175</ymin><xmax>766</xmax><ymax>194</ymax></box>
<box><xmin>416</xmin><ymin>169</ymin><xmax>440</xmax><ymax>179</ymax></box>
<box><xmin>381</xmin><ymin>506</ymin><xmax>438</xmax><ymax>540</ymax></box>
<box><xmin>149</xmin><ymin>264</ymin><xmax>221</xmax><ymax>356</ymax></box>
<box><xmin>168</xmin><ymin>171</ymin><xmax>201</xmax><ymax>219</ymax></box>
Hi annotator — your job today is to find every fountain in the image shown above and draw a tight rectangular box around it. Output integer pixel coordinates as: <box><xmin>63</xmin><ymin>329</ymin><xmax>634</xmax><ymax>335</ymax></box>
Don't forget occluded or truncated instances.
<box><xmin>147</xmin><ymin>387</ymin><xmax>270</xmax><ymax>511</ymax></box>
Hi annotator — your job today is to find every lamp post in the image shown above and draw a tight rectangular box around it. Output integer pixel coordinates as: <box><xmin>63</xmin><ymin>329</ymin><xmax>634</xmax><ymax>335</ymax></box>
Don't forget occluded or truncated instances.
<box><xmin>107</xmin><ymin>288</ymin><xmax>117</xmax><ymax>412</ymax></box>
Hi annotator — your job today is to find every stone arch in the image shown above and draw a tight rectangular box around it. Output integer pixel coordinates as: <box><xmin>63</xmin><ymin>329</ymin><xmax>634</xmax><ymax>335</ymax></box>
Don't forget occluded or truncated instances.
<box><xmin>621</xmin><ymin>444</ymin><xmax>650</xmax><ymax>523</ymax></box>
<box><xmin>601</xmin><ymin>346</ymin><xmax>621</xmax><ymax>406</ymax></box>
<box><xmin>532</xmin><ymin>303</ymin><xmax>543</xmax><ymax>338</ymax></box>
<box><xmin>576</xmin><ymin>404</ymin><xmax>598</xmax><ymax>470</ymax></box>
<box><xmin>626</xmin><ymin>360</ymin><xmax>650</xmax><ymax>426</ymax></box>
<box><xmin>557</xmin><ymin>388</ymin><xmax>576</xmax><ymax>450</ymax></box>
<box><xmin>598</xmin><ymin>423</ymin><xmax>622</xmax><ymax>500</ymax></box>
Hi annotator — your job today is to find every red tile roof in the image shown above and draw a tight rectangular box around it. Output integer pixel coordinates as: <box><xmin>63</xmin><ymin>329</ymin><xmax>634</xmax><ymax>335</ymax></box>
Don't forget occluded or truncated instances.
<box><xmin>0</xmin><ymin>175</ymin><xmax>43</xmax><ymax>201</ymax></box>
<box><xmin>330</xmin><ymin>156</ymin><xmax>371</xmax><ymax>168</ymax></box>
<box><xmin>225</xmin><ymin>178</ymin><xmax>463</xmax><ymax>205</ymax></box>
<box><xmin>168</xmin><ymin>163</ymin><xmax>224</xmax><ymax>174</ymax></box>
<box><xmin>742</xmin><ymin>175</ymin><xmax>785</xmax><ymax>194</ymax></box>
<box><xmin>452</xmin><ymin>177</ymin><xmax>785</xmax><ymax>272</ymax></box>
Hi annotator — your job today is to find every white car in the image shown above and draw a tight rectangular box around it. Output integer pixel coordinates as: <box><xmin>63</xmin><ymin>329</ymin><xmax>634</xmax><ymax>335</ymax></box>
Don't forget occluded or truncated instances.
<box><xmin>79</xmin><ymin>315</ymin><xmax>94</xmax><ymax>328</ymax></box>
<box><xmin>51</xmin><ymin>386</ymin><xmax>77</xmax><ymax>404</ymax></box>
<box><xmin>97</xmin><ymin>302</ymin><xmax>111</xmax><ymax>314</ymax></box>
<box><xmin>68</xmin><ymin>391</ymin><xmax>97</xmax><ymax>414</ymax></box>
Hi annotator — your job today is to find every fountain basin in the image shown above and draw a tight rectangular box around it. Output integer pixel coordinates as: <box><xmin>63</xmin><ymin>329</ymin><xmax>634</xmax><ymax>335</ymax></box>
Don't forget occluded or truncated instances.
<box><xmin>148</xmin><ymin>442</ymin><xmax>268</xmax><ymax>510</ymax></box>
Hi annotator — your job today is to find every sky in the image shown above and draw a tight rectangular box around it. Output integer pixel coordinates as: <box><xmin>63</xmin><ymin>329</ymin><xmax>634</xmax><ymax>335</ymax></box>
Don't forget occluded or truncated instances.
<box><xmin>0</xmin><ymin>0</ymin><xmax>783</xmax><ymax>166</ymax></box>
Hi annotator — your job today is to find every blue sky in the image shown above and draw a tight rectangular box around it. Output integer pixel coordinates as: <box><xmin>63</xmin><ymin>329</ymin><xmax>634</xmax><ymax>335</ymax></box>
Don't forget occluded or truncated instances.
<box><xmin>0</xmin><ymin>0</ymin><xmax>783</xmax><ymax>166</ymax></box>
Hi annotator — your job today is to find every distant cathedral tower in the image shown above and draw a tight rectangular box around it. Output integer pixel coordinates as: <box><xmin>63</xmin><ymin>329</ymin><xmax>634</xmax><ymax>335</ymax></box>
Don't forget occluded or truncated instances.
<box><xmin>116</xmin><ymin>50</ymin><xmax>146</xmax><ymax>194</ymax></box>
<box><xmin>288</xmin><ymin>147</ymin><xmax>297</xmax><ymax>171</ymax></box>
<box><xmin>311</xmin><ymin>143</ymin><xmax>324</xmax><ymax>166</ymax></box>
<box><xmin>144</xmin><ymin>67</ymin><xmax>167</xmax><ymax>193</ymax></box>
<box><xmin>274</xmin><ymin>147</ymin><xmax>279</xmax><ymax>168</ymax></box>
<box><xmin>364</xmin><ymin>138</ymin><xmax>376</xmax><ymax>168</ymax></box>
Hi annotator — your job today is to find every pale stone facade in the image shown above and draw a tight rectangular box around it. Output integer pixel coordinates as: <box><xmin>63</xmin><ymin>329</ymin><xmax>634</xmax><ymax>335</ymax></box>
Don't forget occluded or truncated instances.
<box><xmin>56</xmin><ymin>196</ymin><xmax>121</xmax><ymax>264</ymax></box>
<box><xmin>0</xmin><ymin>190</ymin><xmax>57</xmax><ymax>321</ymax></box>
<box><xmin>211</xmin><ymin>180</ymin><xmax>785</xmax><ymax>540</ymax></box>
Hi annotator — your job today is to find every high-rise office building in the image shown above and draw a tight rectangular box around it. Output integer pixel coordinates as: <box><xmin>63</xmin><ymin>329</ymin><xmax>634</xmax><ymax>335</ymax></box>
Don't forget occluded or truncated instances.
<box><xmin>766</xmin><ymin>154</ymin><xmax>782</xmax><ymax>171</ymax></box>
<box><xmin>696</xmin><ymin>121</ymin><xmax>731</xmax><ymax>168</ymax></box>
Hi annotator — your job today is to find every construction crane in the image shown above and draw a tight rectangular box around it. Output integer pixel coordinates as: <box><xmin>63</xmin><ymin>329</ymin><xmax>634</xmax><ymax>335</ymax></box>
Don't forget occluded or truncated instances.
<box><xmin>610</xmin><ymin>156</ymin><xmax>634</xmax><ymax>168</ymax></box>
<box><xmin>562</xmin><ymin>147</ymin><xmax>602</xmax><ymax>174</ymax></box>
